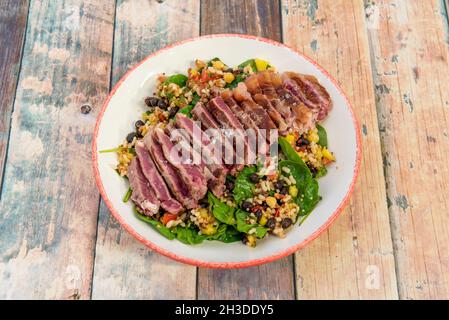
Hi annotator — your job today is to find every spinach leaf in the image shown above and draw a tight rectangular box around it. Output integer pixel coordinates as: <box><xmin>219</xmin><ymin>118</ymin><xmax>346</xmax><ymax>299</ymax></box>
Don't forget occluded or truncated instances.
<box><xmin>316</xmin><ymin>124</ymin><xmax>328</xmax><ymax>147</ymax></box>
<box><xmin>232</xmin><ymin>166</ymin><xmax>257</xmax><ymax>204</ymax></box>
<box><xmin>238</xmin><ymin>59</ymin><xmax>257</xmax><ymax>70</ymax></box>
<box><xmin>164</xmin><ymin>74</ymin><xmax>188</xmax><ymax>87</ymax></box>
<box><xmin>208</xmin><ymin>192</ymin><xmax>236</xmax><ymax>225</ymax></box>
<box><xmin>280</xmin><ymin>160</ymin><xmax>320</xmax><ymax>216</ymax></box>
<box><xmin>314</xmin><ymin>166</ymin><xmax>328</xmax><ymax>178</ymax></box>
<box><xmin>135</xmin><ymin>209</ymin><xmax>176</xmax><ymax>240</ymax></box>
<box><xmin>279</xmin><ymin>136</ymin><xmax>303</xmax><ymax>163</ymax></box>
<box><xmin>178</xmin><ymin>104</ymin><xmax>194</xmax><ymax>117</ymax></box>
<box><xmin>278</xmin><ymin>137</ymin><xmax>320</xmax><ymax>215</ymax></box>
<box><xmin>174</xmin><ymin>226</ymin><xmax>206</xmax><ymax>244</ymax></box>
<box><xmin>207</xmin><ymin>224</ymin><xmax>241</xmax><ymax>243</ymax></box>
<box><xmin>177</xmin><ymin>93</ymin><xmax>200</xmax><ymax>118</ymax></box>
<box><xmin>235</xmin><ymin>209</ymin><xmax>268</xmax><ymax>238</ymax></box>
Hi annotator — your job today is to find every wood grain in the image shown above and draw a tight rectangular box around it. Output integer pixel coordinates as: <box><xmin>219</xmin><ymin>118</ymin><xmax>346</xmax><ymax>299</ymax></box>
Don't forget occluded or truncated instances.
<box><xmin>91</xmin><ymin>0</ymin><xmax>200</xmax><ymax>300</ymax></box>
<box><xmin>0</xmin><ymin>0</ymin><xmax>30</xmax><ymax>190</ymax></box>
<box><xmin>197</xmin><ymin>0</ymin><xmax>296</xmax><ymax>300</ymax></box>
<box><xmin>200</xmin><ymin>0</ymin><xmax>282</xmax><ymax>40</ymax></box>
<box><xmin>0</xmin><ymin>0</ymin><xmax>115</xmax><ymax>299</ymax></box>
<box><xmin>282</xmin><ymin>0</ymin><xmax>398</xmax><ymax>299</ymax></box>
<box><xmin>365</xmin><ymin>0</ymin><xmax>449</xmax><ymax>299</ymax></box>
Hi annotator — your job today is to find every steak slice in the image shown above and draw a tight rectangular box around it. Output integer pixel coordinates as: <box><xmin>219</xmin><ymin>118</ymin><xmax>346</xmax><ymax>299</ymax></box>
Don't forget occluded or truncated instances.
<box><xmin>252</xmin><ymin>93</ymin><xmax>289</xmax><ymax>134</ymax></box>
<box><xmin>207</xmin><ymin>97</ymin><xmax>253</xmax><ymax>166</ymax></box>
<box><xmin>282</xmin><ymin>72</ymin><xmax>332</xmax><ymax>121</ymax></box>
<box><xmin>191</xmin><ymin>102</ymin><xmax>243</xmax><ymax>171</ymax></box>
<box><xmin>128</xmin><ymin>157</ymin><xmax>160</xmax><ymax>216</ymax></box>
<box><xmin>168</xmin><ymin>127</ymin><xmax>226</xmax><ymax>197</ymax></box>
<box><xmin>143</xmin><ymin>129</ymin><xmax>197</xmax><ymax>209</ymax></box>
<box><xmin>175</xmin><ymin>113</ymin><xmax>228</xmax><ymax>194</ymax></box>
<box><xmin>256</xmin><ymin>72</ymin><xmax>297</xmax><ymax>129</ymax></box>
<box><xmin>154</xmin><ymin>127</ymin><xmax>208</xmax><ymax>201</ymax></box>
<box><xmin>233</xmin><ymin>83</ymin><xmax>277</xmax><ymax>136</ymax></box>
<box><xmin>135</xmin><ymin>142</ymin><xmax>183</xmax><ymax>214</ymax></box>
<box><xmin>221</xmin><ymin>90</ymin><xmax>267</xmax><ymax>156</ymax></box>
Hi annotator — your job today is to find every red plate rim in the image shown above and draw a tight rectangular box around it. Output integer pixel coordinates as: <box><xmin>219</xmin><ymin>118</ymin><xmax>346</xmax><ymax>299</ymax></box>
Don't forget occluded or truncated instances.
<box><xmin>92</xmin><ymin>33</ymin><xmax>363</xmax><ymax>269</ymax></box>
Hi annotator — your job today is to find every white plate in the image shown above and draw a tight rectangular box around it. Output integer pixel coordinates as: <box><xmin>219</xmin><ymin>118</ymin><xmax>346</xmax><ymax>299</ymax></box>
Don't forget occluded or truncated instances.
<box><xmin>92</xmin><ymin>34</ymin><xmax>362</xmax><ymax>268</ymax></box>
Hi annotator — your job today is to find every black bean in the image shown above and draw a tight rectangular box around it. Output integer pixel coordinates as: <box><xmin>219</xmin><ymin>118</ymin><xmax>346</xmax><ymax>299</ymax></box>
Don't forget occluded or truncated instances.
<box><xmin>241</xmin><ymin>201</ymin><xmax>252</xmax><ymax>211</ymax></box>
<box><xmin>297</xmin><ymin>138</ymin><xmax>310</xmax><ymax>146</ymax></box>
<box><xmin>135</xmin><ymin>120</ymin><xmax>145</xmax><ymax>130</ymax></box>
<box><xmin>200</xmin><ymin>202</ymin><xmax>208</xmax><ymax>208</ymax></box>
<box><xmin>309</xmin><ymin>166</ymin><xmax>318</xmax><ymax>176</ymax></box>
<box><xmin>255</xmin><ymin>209</ymin><xmax>263</xmax><ymax>220</ymax></box>
<box><xmin>80</xmin><ymin>104</ymin><xmax>91</xmax><ymax>114</ymax></box>
<box><xmin>266</xmin><ymin>218</ymin><xmax>276</xmax><ymax>229</ymax></box>
<box><xmin>249</xmin><ymin>173</ymin><xmax>259</xmax><ymax>183</ymax></box>
<box><xmin>242</xmin><ymin>235</ymin><xmax>249</xmax><ymax>245</ymax></box>
<box><xmin>224</xmin><ymin>68</ymin><xmax>234</xmax><ymax>73</ymax></box>
<box><xmin>225</xmin><ymin>180</ymin><xmax>235</xmax><ymax>191</ymax></box>
<box><xmin>279</xmin><ymin>186</ymin><xmax>288</xmax><ymax>195</ymax></box>
<box><xmin>275</xmin><ymin>180</ymin><xmax>285</xmax><ymax>190</ymax></box>
<box><xmin>281</xmin><ymin>218</ymin><xmax>293</xmax><ymax>229</ymax></box>
<box><xmin>145</xmin><ymin>96</ymin><xmax>160</xmax><ymax>107</ymax></box>
<box><xmin>158</xmin><ymin>99</ymin><xmax>168</xmax><ymax>109</ymax></box>
<box><xmin>126</xmin><ymin>132</ymin><xmax>137</xmax><ymax>143</ymax></box>
<box><xmin>168</xmin><ymin>106</ymin><xmax>179</xmax><ymax>118</ymax></box>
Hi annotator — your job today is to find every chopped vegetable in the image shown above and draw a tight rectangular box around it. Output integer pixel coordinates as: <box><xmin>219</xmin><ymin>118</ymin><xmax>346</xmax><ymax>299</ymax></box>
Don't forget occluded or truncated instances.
<box><xmin>122</xmin><ymin>187</ymin><xmax>132</xmax><ymax>203</ymax></box>
<box><xmin>254</xmin><ymin>58</ymin><xmax>269</xmax><ymax>71</ymax></box>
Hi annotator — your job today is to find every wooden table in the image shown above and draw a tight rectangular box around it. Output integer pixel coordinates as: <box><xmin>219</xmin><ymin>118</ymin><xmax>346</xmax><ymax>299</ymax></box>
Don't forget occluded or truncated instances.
<box><xmin>0</xmin><ymin>0</ymin><xmax>448</xmax><ymax>300</ymax></box>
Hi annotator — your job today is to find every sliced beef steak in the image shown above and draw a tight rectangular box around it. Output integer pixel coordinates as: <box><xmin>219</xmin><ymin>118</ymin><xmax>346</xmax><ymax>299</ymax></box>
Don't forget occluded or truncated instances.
<box><xmin>233</xmin><ymin>83</ymin><xmax>277</xmax><ymax>140</ymax></box>
<box><xmin>192</xmin><ymin>102</ymin><xmax>243</xmax><ymax>171</ymax></box>
<box><xmin>282</xmin><ymin>72</ymin><xmax>332</xmax><ymax>121</ymax></box>
<box><xmin>168</xmin><ymin>127</ymin><xmax>226</xmax><ymax>197</ymax></box>
<box><xmin>128</xmin><ymin>157</ymin><xmax>160</xmax><ymax>216</ymax></box>
<box><xmin>221</xmin><ymin>90</ymin><xmax>267</xmax><ymax>156</ymax></box>
<box><xmin>255</xmin><ymin>72</ymin><xmax>297</xmax><ymax>129</ymax></box>
<box><xmin>135</xmin><ymin>142</ymin><xmax>183</xmax><ymax>214</ymax></box>
<box><xmin>144</xmin><ymin>129</ymin><xmax>197</xmax><ymax>209</ymax></box>
<box><xmin>154</xmin><ymin>127</ymin><xmax>208</xmax><ymax>201</ymax></box>
<box><xmin>207</xmin><ymin>97</ymin><xmax>253</xmax><ymax>166</ymax></box>
<box><xmin>175</xmin><ymin>114</ymin><xmax>228</xmax><ymax>195</ymax></box>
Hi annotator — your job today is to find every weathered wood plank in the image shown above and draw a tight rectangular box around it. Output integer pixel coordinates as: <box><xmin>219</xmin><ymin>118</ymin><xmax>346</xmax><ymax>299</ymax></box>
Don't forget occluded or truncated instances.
<box><xmin>197</xmin><ymin>0</ymin><xmax>296</xmax><ymax>300</ymax></box>
<box><xmin>0</xmin><ymin>0</ymin><xmax>30</xmax><ymax>190</ymax></box>
<box><xmin>0</xmin><ymin>0</ymin><xmax>115</xmax><ymax>299</ymax></box>
<box><xmin>200</xmin><ymin>0</ymin><xmax>282</xmax><ymax>40</ymax></box>
<box><xmin>282</xmin><ymin>0</ymin><xmax>398</xmax><ymax>299</ymax></box>
<box><xmin>365</xmin><ymin>0</ymin><xmax>449</xmax><ymax>299</ymax></box>
<box><xmin>91</xmin><ymin>0</ymin><xmax>199</xmax><ymax>300</ymax></box>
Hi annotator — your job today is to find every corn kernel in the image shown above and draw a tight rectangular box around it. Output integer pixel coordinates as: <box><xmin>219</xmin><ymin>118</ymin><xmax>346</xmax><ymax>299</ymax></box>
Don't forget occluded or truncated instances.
<box><xmin>285</xmin><ymin>134</ymin><xmax>296</xmax><ymax>145</ymax></box>
<box><xmin>198</xmin><ymin>208</ymin><xmax>209</xmax><ymax>219</ymax></box>
<box><xmin>322</xmin><ymin>147</ymin><xmax>335</xmax><ymax>161</ymax></box>
<box><xmin>259</xmin><ymin>216</ymin><xmax>267</xmax><ymax>226</ymax></box>
<box><xmin>212</xmin><ymin>60</ymin><xmax>225</xmax><ymax>70</ymax></box>
<box><xmin>223</xmin><ymin>72</ymin><xmax>235</xmax><ymax>83</ymax></box>
<box><xmin>200</xmin><ymin>224</ymin><xmax>217</xmax><ymax>236</ymax></box>
<box><xmin>255</xmin><ymin>58</ymin><xmax>269</xmax><ymax>71</ymax></box>
<box><xmin>245</xmin><ymin>235</ymin><xmax>257</xmax><ymax>247</ymax></box>
<box><xmin>308</xmin><ymin>129</ymin><xmax>319</xmax><ymax>143</ymax></box>
<box><xmin>289</xmin><ymin>185</ymin><xmax>298</xmax><ymax>198</ymax></box>
<box><xmin>190</xmin><ymin>68</ymin><xmax>198</xmax><ymax>76</ymax></box>
<box><xmin>266</xmin><ymin>196</ymin><xmax>277</xmax><ymax>208</ymax></box>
